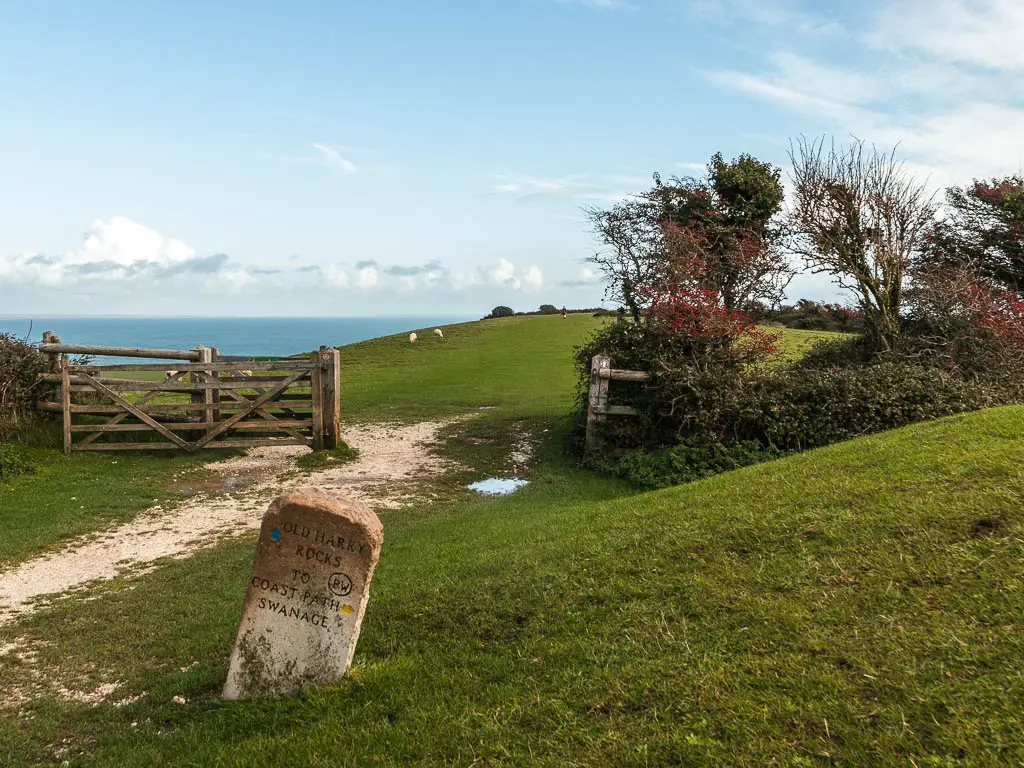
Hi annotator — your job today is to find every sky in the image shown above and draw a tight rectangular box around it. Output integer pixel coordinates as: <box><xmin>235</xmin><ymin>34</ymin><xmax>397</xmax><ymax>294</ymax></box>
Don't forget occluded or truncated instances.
<box><xmin>1</xmin><ymin>0</ymin><xmax>1022</xmax><ymax>317</ymax></box>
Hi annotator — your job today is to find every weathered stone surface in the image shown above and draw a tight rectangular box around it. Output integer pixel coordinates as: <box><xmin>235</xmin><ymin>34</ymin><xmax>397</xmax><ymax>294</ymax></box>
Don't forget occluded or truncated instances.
<box><xmin>222</xmin><ymin>487</ymin><xmax>383</xmax><ymax>699</ymax></box>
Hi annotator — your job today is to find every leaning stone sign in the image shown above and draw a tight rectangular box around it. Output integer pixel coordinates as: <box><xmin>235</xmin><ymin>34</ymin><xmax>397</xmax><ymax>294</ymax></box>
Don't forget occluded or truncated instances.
<box><xmin>222</xmin><ymin>488</ymin><xmax>383</xmax><ymax>699</ymax></box>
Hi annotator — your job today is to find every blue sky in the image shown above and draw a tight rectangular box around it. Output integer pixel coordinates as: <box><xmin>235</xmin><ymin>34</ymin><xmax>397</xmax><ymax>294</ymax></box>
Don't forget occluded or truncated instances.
<box><xmin>1</xmin><ymin>0</ymin><xmax>1021</xmax><ymax>316</ymax></box>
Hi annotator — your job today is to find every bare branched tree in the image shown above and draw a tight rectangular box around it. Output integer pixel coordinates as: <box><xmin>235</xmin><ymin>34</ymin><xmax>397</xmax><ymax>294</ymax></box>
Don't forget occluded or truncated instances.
<box><xmin>788</xmin><ymin>136</ymin><xmax>937</xmax><ymax>351</ymax></box>
<box><xmin>584</xmin><ymin>195</ymin><xmax>663</xmax><ymax>322</ymax></box>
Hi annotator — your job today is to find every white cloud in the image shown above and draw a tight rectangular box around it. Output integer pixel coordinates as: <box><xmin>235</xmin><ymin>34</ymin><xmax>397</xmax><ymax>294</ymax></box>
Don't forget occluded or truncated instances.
<box><xmin>203</xmin><ymin>266</ymin><xmax>256</xmax><ymax>295</ymax></box>
<box><xmin>479</xmin><ymin>259</ymin><xmax>544</xmax><ymax>291</ymax></box>
<box><xmin>323</xmin><ymin>264</ymin><xmax>350</xmax><ymax>288</ymax></box>
<box><xmin>0</xmin><ymin>216</ymin><xmax>252</xmax><ymax>289</ymax></box>
<box><xmin>558</xmin><ymin>0</ymin><xmax>635</xmax><ymax>10</ymax></box>
<box><xmin>1</xmin><ymin>219</ymin><xmax>548</xmax><ymax>307</ymax></box>
<box><xmin>353</xmin><ymin>264</ymin><xmax>379</xmax><ymax>289</ymax></box>
<box><xmin>273</xmin><ymin>143</ymin><xmax>361</xmax><ymax>176</ymax></box>
<box><xmin>72</xmin><ymin>215</ymin><xmax>196</xmax><ymax>268</ymax></box>
<box><xmin>675</xmin><ymin>161</ymin><xmax>708</xmax><ymax>174</ymax></box>
<box><xmin>312</xmin><ymin>143</ymin><xmax>358</xmax><ymax>174</ymax></box>
<box><xmin>704</xmin><ymin>0</ymin><xmax>1024</xmax><ymax>183</ymax></box>
<box><xmin>522</xmin><ymin>265</ymin><xmax>544</xmax><ymax>291</ymax></box>
<box><xmin>560</xmin><ymin>266</ymin><xmax>605</xmax><ymax>288</ymax></box>
<box><xmin>869</xmin><ymin>0</ymin><xmax>1024</xmax><ymax>71</ymax></box>
<box><xmin>690</xmin><ymin>0</ymin><xmax>844</xmax><ymax>36</ymax></box>
<box><xmin>482</xmin><ymin>258</ymin><xmax>518</xmax><ymax>286</ymax></box>
<box><xmin>493</xmin><ymin>173</ymin><xmax>635</xmax><ymax>202</ymax></box>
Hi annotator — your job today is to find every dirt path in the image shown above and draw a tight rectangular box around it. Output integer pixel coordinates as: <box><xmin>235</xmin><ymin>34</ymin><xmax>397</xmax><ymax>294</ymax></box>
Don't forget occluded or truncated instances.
<box><xmin>0</xmin><ymin>421</ymin><xmax>454</xmax><ymax>628</ymax></box>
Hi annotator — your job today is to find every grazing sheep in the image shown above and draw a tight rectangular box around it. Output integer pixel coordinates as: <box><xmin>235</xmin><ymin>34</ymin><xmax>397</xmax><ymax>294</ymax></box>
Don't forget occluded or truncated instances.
<box><xmin>165</xmin><ymin>370</ymin><xmax>179</xmax><ymax>380</ymax></box>
<box><xmin>433</xmin><ymin>328</ymin><xmax>444</xmax><ymax>338</ymax></box>
<box><xmin>240</xmin><ymin>369</ymin><xmax>253</xmax><ymax>377</ymax></box>
<box><xmin>409</xmin><ymin>332</ymin><xmax>417</xmax><ymax>343</ymax></box>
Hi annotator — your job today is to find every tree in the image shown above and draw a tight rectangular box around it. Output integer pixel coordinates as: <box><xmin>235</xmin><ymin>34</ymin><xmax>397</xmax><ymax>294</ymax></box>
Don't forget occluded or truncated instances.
<box><xmin>652</xmin><ymin>156</ymin><xmax>790</xmax><ymax>313</ymax></box>
<box><xmin>788</xmin><ymin>136</ymin><xmax>936</xmax><ymax>352</ymax></box>
<box><xmin>645</xmin><ymin>287</ymin><xmax>778</xmax><ymax>371</ymax></box>
<box><xmin>919</xmin><ymin>176</ymin><xmax>1024</xmax><ymax>293</ymax></box>
<box><xmin>584</xmin><ymin>194</ymin><xmax>663</xmax><ymax>321</ymax></box>
<box><xmin>905</xmin><ymin>260</ymin><xmax>1024</xmax><ymax>373</ymax></box>
<box><xmin>654</xmin><ymin>154</ymin><xmax>790</xmax><ymax>312</ymax></box>
<box><xmin>538</xmin><ymin>304</ymin><xmax>559</xmax><ymax>314</ymax></box>
<box><xmin>585</xmin><ymin>153</ymin><xmax>790</xmax><ymax>321</ymax></box>
<box><xmin>488</xmin><ymin>306</ymin><xmax>515</xmax><ymax>318</ymax></box>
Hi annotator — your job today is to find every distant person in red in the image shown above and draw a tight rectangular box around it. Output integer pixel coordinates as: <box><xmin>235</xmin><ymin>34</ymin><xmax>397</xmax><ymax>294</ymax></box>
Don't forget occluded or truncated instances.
<box><xmin>561</xmin><ymin>306</ymin><xmax>567</xmax><ymax>319</ymax></box>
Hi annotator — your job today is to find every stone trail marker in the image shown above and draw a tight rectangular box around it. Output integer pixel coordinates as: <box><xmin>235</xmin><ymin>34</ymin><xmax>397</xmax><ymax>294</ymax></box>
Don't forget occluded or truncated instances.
<box><xmin>222</xmin><ymin>488</ymin><xmax>383</xmax><ymax>700</ymax></box>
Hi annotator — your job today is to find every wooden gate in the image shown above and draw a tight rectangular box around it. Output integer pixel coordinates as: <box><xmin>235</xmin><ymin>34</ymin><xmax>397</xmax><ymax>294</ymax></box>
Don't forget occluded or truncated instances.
<box><xmin>585</xmin><ymin>354</ymin><xmax>650</xmax><ymax>452</ymax></box>
<box><xmin>36</xmin><ymin>336</ymin><xmax>341</xmax><ymax>455</ymax></box>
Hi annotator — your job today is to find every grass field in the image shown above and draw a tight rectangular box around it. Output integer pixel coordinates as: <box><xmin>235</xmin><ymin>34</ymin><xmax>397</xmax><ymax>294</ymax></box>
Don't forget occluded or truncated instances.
<box><xmin>0</xmin><ymin>319</ymin><xmax>832</xmax><ymax>565</ymax></box>
<box><xmin>337</xmin><ymin>314</ymin><xmax>607</xmax><ymax>421</ymax></box>
<box><xmin>6</xmin><ymin>318</ymin><xmax>1019</xmax><ymax>766</ymax></box>
<box><xmin>1</xmin><ymin>408</ymin><xmax>1021</xmax><ymax>765</ymax></box>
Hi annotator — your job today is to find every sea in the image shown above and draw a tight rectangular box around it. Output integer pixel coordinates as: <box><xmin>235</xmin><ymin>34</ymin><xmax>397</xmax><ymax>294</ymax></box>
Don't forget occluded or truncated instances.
<box><xmin>0</xmin><ymin>315</ymin><xmax>476</xmax><ymax>364</ymax></box>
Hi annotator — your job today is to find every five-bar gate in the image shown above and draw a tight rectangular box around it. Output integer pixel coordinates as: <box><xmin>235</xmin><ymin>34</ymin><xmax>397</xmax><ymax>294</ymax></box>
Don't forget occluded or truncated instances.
<box><xmin>36</xmin><ymin>335</ymin><xmax>341</xmax><ymax>455</ymax></box>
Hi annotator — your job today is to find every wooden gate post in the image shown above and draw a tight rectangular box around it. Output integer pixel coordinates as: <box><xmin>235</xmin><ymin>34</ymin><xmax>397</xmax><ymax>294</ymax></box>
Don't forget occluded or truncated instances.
<box><xmin>197</xmin><ymin>346</ymin><xmax>214</xmax><ymax>432</ymax></box>
<box><xmin>310</xmin><ymin>351</ymin><xmax>324</xmax><ymax>451</ymax></box>
<box><xmin>185</xmin><ymin>346</ymin><xmax>214</xmax><ymax>443</ymax></box>
<box><xmin>585</xmin><ymin>355</ymin><xmax>610</xmax><ymax>452</ymax></box>
<box><xmin>321</xmin><ymin>346</ymin><xmax>341</xmax><ymax>449</ymax></box>
<box><xmin>60</xmin><ymin>354</ymin><xmax>71</xmax><ymax>455</ymax></box>
<box><xmin>41</xmin><ymin>331</ymin><xmax>61</xmax><ymax>373</ymax></box>
<box><xmin>209</xmin><ymin>347</ymin><xmax>221</xmax><ymax>424</ymax></box>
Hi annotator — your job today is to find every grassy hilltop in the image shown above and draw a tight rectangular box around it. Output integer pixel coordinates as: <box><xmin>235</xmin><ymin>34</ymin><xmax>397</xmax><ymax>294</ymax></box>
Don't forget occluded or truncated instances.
<box><xmin>1</xmin><ymin>317</ymin><xmax>1022</xmax><ymax>766</ymax></box>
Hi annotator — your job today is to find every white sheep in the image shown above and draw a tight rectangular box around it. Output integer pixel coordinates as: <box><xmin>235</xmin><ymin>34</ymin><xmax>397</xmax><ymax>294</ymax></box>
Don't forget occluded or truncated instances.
<box><xmin>433</xmin><ymin>328</ymin><xmax>444</xmax><ymax>338</ymax></box>
<box><xmin>240</xmin><ymin>369</ymin><xmax>253</xmax><ymax>377</ymax></box>
<box><xmin>409</xmin><ymin>332</ymin><xmax>418</xmax><ymax>343</ymax></box>
<box><xmin>165</xmin><ymin>370</ymin><xmax>179</xmax><ymax>380</ymax></box>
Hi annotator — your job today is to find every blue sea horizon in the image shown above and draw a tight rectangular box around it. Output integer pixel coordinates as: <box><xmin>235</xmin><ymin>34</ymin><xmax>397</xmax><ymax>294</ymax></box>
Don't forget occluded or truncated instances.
<box><xmin>0</xmin><ymin>315</ymin><xmax>478</xmax><ymax>363</ymax></box>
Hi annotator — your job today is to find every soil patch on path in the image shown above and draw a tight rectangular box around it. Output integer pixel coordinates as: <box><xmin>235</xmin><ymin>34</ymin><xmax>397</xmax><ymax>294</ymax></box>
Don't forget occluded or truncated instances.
<box><xmin>0</xmin><ymin>421</ymin><xmax>454</xmax><ymax>630</ymax></box>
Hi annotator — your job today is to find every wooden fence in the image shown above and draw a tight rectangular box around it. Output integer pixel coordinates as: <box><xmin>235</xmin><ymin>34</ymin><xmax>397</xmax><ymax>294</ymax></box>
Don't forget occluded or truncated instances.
<box><xmin>36</xmin><ymin>333</ymin><xmax>341</xmax><ymax>455</ymax></box>
<box><xmin>585</xmin><ymin>354</ymin><xmax>650</xmax><ymax>451</ymax></box>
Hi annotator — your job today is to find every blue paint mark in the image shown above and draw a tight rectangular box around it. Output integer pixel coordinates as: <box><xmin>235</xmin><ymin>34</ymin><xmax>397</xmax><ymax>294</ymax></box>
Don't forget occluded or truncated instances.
<box><xmin>270</xmin><ymin>528</ymin><xmax>281</xmax><ymax>542</ymax></box>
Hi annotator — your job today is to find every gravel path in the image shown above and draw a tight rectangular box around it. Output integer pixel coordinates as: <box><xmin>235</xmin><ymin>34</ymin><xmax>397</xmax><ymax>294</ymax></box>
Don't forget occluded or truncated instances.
<box><xmin>0</xmin><ymin>421</ymin><xmax>453</xmax><ymax>627</ymax></box>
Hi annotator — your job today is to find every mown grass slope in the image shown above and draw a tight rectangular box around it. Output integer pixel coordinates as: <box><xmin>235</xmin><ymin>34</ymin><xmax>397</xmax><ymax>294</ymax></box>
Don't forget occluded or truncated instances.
<box><xmin>338</xmin><ymin>316</ymin><xmax>841</xmax><ymax>421</ymax></box>
<box><xmin>1</xmin><ymin>406</ymin><xmax>1022</xmax><ymax>765</ymax></box>
<box><xmin>337</xmin><ymin>314</ymin><xmax>605</xmax><ymax>421</ymax></box>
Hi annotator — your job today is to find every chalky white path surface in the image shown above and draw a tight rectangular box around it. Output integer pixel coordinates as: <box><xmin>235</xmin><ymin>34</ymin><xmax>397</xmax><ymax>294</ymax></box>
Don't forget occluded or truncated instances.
<box><xmin>0</xmin><ymin>421</ymin><xmax>453</xmax><ymax>627</ymax></box>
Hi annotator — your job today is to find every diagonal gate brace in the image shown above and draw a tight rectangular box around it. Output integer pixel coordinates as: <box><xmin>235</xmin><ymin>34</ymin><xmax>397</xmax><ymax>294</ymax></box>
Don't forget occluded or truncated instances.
<box><xmin>75</xmin><ymin>372</ymin><xmax>195</xmax><ymax>451</ymax></box>
<box><xmin>190</xmin><ymin>370</ymin><xmax>312</xmax><ymax>445</ymax></box>
<box><xmin>193</xmin><ymin>369</ymin><xmax>308</xmax><ymax>449</ymax></box>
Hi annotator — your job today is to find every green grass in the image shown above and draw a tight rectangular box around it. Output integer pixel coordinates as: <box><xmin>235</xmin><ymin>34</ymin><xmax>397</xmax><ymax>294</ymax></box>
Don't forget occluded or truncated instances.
<box><xmin>336</xmin><ymin>314</ymin><xmax>607</xmax><ymax>421</ymax></box>
<box><xmin>18</xmin><ymin>318</ymin><xmax>993</xmax><ymax>766</ymax></box>
<box><xmin>336</xmin><ymin>316</ymin><xmax>842</xmax><ymax>421</ymax></box>
<box><xmin>0</xmin><ymin>321</ymin><xmax>839</xmax><ymax>566</ymax></box>
<box><xmin>294</xmin><ymin>441</ymin><xmax>360</xmax><ymax>471</ymax></box>
<box><xmin>0</xmin><ymin>425</ymin><xmax>218</xmax><ymax>566</ymax></box>
<box><xmin>1</xmin><ymin>408</ymin><xmax>1022</xmax><ymax>765</ymax></box>
<box><xmin>769</xmin><ymin>326</ymin><xmax>843</xmax><ymax>361</ymax></box>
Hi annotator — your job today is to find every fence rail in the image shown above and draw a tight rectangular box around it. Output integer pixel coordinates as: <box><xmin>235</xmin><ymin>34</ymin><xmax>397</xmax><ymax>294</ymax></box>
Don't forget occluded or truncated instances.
<box><xmin>36</xmin><ymin>332</ymin><xmax>341</xmax><ymax>455</ymax></box>
<box><xmin>38</xmin><ymin>342</ymin><xmax>203</xmax><ymax>361</ymax></box>
<box><xmin>585</xmin><ymin>355</ymin><xmax>650</xmax><ymax>451</ymax></box>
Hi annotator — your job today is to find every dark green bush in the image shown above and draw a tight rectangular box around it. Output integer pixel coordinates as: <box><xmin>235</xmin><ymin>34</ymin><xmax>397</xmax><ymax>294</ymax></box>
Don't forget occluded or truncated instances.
<box><xmin>486</xmin><ymin>306</ymin><xmax>515</xmax><ymax>319</ymax></box>
<box><xmin>797</xmin><ymin>333</ymin><xmax>878</xmax><ymax>369</ymax></box>
<box><xmin>614</xmin><ymin>435</ymin><xmax>784</xmax><ymax>489</ymax></box>
<box><xmin>1</xmin><ymin>333</ymin><xmax>52</xmax><ymax>436</ymax></box>
<box><xmin>572</xmin><ymin>327</ymin><xmax>1024</xmax><ymax>483</ymax></box>
<box><xmin>666</xmin><ymin>360</ymin><xmax>1024</xmax><ymax>452</ymax></box>
<box><xmin>570</xmin><ymin>320</ymin><xmax>692</xmax><ymax>454</ymax></box>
